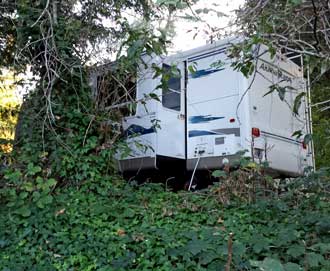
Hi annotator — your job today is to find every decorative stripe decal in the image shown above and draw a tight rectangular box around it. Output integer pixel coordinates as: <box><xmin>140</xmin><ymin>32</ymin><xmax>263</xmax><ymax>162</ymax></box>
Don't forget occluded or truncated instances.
<box><xmin>189</xmin><ymin>130</ymin><xmax>218</xmax><ymax>138</ymax></box>
<box><xmin>189</xmin><ymin>115</ymin><xmax>225</xmax><ymax>124</ymax></box>
<box><xmin>189</xmin><ymin>67</ymin><xmax>225</xmax><ymax>79</ymax></box>
<box><xmin>188</xmin><ymin>47</ymin><xmax>228</xmax><ymax>62</ymax></box>
<box><xmin>188</xmin><ymin>128</ymin><xmax>240</xmax><ymax>138</ymax></box>
<box><xmin>124</xmin><ymin>124</ymin><xmax>156</xmax><ymax>137</ymax></box>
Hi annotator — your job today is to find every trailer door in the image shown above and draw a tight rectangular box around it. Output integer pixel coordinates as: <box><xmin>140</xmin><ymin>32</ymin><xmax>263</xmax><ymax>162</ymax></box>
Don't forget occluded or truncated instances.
<box><xmin>156</xmin><ymin>62</ymin><xmax>186</xmax><ymax>159</ymax></box>
<box><xmin>186</xmin><ymin>50</ymin><xmax>241</xmax><ymax>170</ymax></box>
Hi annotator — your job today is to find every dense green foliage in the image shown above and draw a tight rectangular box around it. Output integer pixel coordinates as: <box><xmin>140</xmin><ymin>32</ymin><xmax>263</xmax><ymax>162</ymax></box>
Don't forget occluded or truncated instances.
<box><xmin>12</xmin><ymin>72</ymin><xmax>121</xmax><ymax>185</ymax></box>
<box><xmin>1</xmin><ymin>1</ymin><xmax>330</xmax><ymax>270</ymax></box>
<box><xmin>310</xmin><ymin>77</ymin><xmax>330</xmax><ymax>168</ymax></box>
<box><xmin>0</xmin><ymin>72</ymin><xmax>20</xmax><ymax>153</ymax></box>
<box><xmin>0</xmin><ymin>0</ymin><xmax>185</xmax><ymax>186</ymax></box>
<box><xmin>1</xmin><ymin>173</ymin><xmax>330</xmax><ymax>270</ymax></box>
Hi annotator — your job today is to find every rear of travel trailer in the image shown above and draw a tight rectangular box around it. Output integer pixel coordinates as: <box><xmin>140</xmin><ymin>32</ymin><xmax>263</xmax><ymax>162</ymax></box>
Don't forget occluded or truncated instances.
<box><xmin>108</xmin><ymin>39</ymin><xmax>314</xmax><ymax>179</ymax></box>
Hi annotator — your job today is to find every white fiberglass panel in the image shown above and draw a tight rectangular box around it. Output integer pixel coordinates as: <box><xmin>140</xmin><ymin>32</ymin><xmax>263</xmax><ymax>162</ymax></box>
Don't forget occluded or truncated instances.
<box><xmin>187</xmin><ymin>50</ymin><xmax>241</xmax><ymax>160</ymax></box>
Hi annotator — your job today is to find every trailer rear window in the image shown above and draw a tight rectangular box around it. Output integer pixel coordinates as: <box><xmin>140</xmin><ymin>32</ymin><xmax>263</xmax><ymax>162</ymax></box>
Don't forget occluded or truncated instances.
<box><xmin>162</xmin><ymin>64</ymin><xmax>181</xmax><ymax>111</ymax></box>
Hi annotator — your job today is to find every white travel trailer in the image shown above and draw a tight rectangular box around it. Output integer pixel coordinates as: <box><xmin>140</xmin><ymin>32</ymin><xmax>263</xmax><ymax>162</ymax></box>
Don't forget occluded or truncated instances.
<box><xmin>101</xmin><ymin>38</ymin><xmax>314</xmax><ymax>180</ymax></box>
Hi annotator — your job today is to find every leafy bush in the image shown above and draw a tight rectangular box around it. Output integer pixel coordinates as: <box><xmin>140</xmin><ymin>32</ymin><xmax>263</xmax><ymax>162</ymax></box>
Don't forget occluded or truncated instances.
<box><xmin>211</xmin><ymin>155</ymin><xmax>275</xmax><ymax>205</ymax></box>
<box><xmin>311</xmin><ymin>79</ymin><xmax>330</xmax><ymax>169</ymax></box>
<box><xmin>1</xmin><ymin>173</ymin><xmax>329</xmax><ymax>270</ymax></box>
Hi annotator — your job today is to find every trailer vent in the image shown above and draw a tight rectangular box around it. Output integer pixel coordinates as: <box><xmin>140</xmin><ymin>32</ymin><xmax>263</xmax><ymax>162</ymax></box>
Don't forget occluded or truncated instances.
<box><xmin>215</xmin><ymin>137</ymin><xmax>225</xmax><ymax>145</ymax></box>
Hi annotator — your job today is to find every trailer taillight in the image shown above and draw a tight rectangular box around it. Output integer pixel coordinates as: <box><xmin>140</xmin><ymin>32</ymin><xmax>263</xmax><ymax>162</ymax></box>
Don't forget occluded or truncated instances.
<box><xmin>229</xmin><ymin>118</ymin><xmax>235</xmax><ymax>123</ymax></box>
<box><xmin>252</xmin><ymin>127</ymin><xmax>260</xmax><ymax>138</ymax></box>
<box><xmin>302</xmin><ymin>142</ymin><xmax>307</xmax><ymax>149</ymax></box>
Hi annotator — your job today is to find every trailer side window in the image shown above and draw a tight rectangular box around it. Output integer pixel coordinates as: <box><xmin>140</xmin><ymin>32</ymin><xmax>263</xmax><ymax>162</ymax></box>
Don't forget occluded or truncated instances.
<box><xmin>162</xmin><ymin>64</ymin><xmax>181</xmax><ymax>111</ymax></box>
<box><xmin>95</xmin><ymin>72</ymin><xmax>137</xmax><ymax>117</ymax></box>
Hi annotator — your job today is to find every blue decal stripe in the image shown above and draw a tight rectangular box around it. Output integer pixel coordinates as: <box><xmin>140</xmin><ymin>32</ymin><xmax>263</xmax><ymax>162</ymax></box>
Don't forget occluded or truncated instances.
<box><xmin>188</xmin><ymin>128</ymin><xmax>241</xmax><ymax>138</ymax></box>
<box><xmin>189</xmin><ymin>68</ymin><xmax>225</xmax><ymax>79</ymax></box>
<box><xmin>189</xmin><ymin>130</ymin><xmax>218</xmax><ymax>138</ymax></box>
<box><xmin>124</xmin><ymin>124</ymin><xmax>155</xmax><ymax>137</ymax></box>
<box><xmin>189</xmin><ymin>115</ymin><xmax>224</xmax><ymax>124</ymax></box>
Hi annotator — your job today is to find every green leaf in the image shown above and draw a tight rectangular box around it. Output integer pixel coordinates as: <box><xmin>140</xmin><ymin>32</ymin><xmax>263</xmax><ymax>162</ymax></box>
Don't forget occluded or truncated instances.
<box><xmin>32</xmin><ymin>191</ymin><xmax>41</xmax><ymax>202</ymax></box>
<box><xmin>27</xmin><ymin>163</ymin><xmax>42</xmax><ymax>176</ymax></box>
<box><xmin>277</xmin><ymin>86</ymin><xmax>286</xmax><ymax>101</ymax></box>
<box><xmin>284</xmin><ymin>263</ymin><xmax>303</xmax><ymax>271</ymax></box>
<box><xmin>212</xmin><ymin>170</ymin><xmax>226</xmax><ymax>178</ymax></box>
<box><xmin>46</xmin><ymin>178</ymin><xmax>57</xmax><ymax>188</ymax></box>
<box><xmin>4</xmin><ymin>170</ymin><xmax>22</xmax><ymax>182</ymax></box>
<box><xmin>186</xmin><ymin>239</ymin><xmax>207</xmax><ymax>256</ymax></box>
<box><xmin>111</xmin><ymin>252</ymin><xmax>136</xmax><ymax>269</ymax></box>
<box><xmin>251</xmin><ymin>258</ymin><xmax>284</xmax><ymax>271</ymax></box>
<box><xmin>36</xmin><ymin>200</ymin><xmax>44</xmax><ymax>209</ymax></box>
<box><xmin>149</xmin><ymin>93</ymin><xmax>160</xmax><ymax>102</ymax></box>
<box><xmin>303</xmin><ymin>134</ymin><xmax>312</xmax><ymax>145</ymax></box>
<box><xmin>320</xmin><ymin>61</ymin><xmax>330</xmax><ymax>76</ymax></box>
<box><xmin>289</xmin><ymin>0</ymin><xmax>302</xmax><ymax>5</ymax></box>
<box><xmin>23</xmin><ymin>182</ymin><xmax>34</xmax><ymax>192</ymax></box>
<box><xmin>44</xmin><ymin>195</ymin><xmax>53</xmax><ymax>204</ymax></box>
<box><xmin>311</xmin><ymin>243</ymin><xmax>330</xmax><ymax>254</ymax></box>
<box><xmin>252</xmin><ymin>237</ymin><xmax>270</xmax><ymax>253</ymax></box>
<box><xmin>264</xmin><ymin>258</ymin><xmax>283</xmax><ymax>269</ymax></box>
<box><xmin>263</xmin><ymin>87</ymin><xmax>276</xmax><ymax>97</ymax></box>
<box><xmin>292</xmin><ymin>130</ymin><xmax>303</xmax><ymax>139</ymax></box>
<box><xmin>307</xmin><ymin>253</ymin><xmax>324</xmax><ymax>267</ymax></box>
<box><xmin>210</xmin><ymin>60</ymin><xmax>225</xmax><ymax>69</ymax></box>
<box><xmin>36</xmin><ymin>195</ymin><xmax>52</xmax><ymax>209</ymax></box>
<box><xmin>188</xmin><ymin>62</ymin><xmax>197</xmax><ymax>74</ymax></box>
<box><xmin>233</xmin><ymin>241</ymin><xmax>246</xmax><ymax>256</ymax></box>
<box><xmin>264</xmin><ymin>84</ymin><xmax>278</xmax><ymax>97</ymax></box>
<box><xmin>16</xmin><ymin>206</ymin><xmax>31</xmax><ymax>217</ymax></box>
<box><xmin>19</xmin><ymin>192</ymin><xmax>29</xmax><ymax>199</ymax></box>
<box><xmin>287</xmin><ymin>245</ymin><xmax>305</xmax><ymax>258</ymax></box>
<box><xmin>293</xmin><ymin>92</ymin><xmax>305</xmax><ymax>115</ymax></box>
<box><xmin>269</xmin><ymin>46</ymin><xmax>276</xmax><ymax>58</ymax></box>
<box><xmin>36</xmin><ymin>176</ymin><xmax>43</xmax><ymax>185</ymax></box>
<box><xmin>198</xmin><ymin>250</ymin><xmax>219</xmax><ymax>265</ymax></box>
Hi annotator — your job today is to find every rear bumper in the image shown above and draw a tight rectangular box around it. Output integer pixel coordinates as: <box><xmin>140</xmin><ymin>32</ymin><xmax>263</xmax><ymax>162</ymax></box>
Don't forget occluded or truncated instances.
<box><xmin>119</xmin><ymin>157</ymin><xmax>156</xmax><ymax>172</ymax></box>
<box><xmin>186</xmin><ymin>155</ymin><xmax>239</xmax><ymax>171</ymax></box>
<box><xmin>119</xmin><ymin>154</ymin><xmax>305</xmax><ymax>178</ymax></box>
